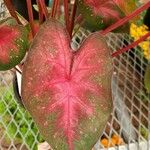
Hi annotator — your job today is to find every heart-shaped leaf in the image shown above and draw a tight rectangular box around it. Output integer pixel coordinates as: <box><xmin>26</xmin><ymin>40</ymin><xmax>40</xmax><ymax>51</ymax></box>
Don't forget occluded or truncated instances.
<box><xmin>22</xmin><ymin>19</ymin><xmax>113</xmax><ymax>150</ymax></box>
<box><xmin>78</xmin><ymin>0</ymin><xmax>129</xmax><ymax>32</ymax></box>
<box><xmin>0</xmin><ymin>17</ymin><xmax>28</xmax><ymax>70</ymax></box>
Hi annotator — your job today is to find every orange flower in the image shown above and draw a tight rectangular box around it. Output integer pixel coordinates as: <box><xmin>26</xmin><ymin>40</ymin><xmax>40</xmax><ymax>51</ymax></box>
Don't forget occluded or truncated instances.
<box><xmin>101</xmin><ymin>134</ymin><xmax>124</xmax><ymax>148</ymax></box>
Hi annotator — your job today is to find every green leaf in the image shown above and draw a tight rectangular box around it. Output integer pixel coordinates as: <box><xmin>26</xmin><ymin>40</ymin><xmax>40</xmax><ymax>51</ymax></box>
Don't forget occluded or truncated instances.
<box><xmin>144</xmin><ymin>64</ymin><xmax>150</xmax><ymax>93</ymax></box>
<box><xmin>0</xmin><ymin>102</ymin><xmax>6</xmax><ymax>114</ymax></box>
<box><xmin>140</xmin><ymin>127</ymin><xmax>148</xmax><ymax>139</ymax></box>
<box><xmin>0</xmin><ymin>87</ymin><xmax>43</xmax><ymax>148</ymax></box>
<box><xmin>7</xmin><ymin>122</ymin><xmax>17</xmax><ymax>138</ymax></box>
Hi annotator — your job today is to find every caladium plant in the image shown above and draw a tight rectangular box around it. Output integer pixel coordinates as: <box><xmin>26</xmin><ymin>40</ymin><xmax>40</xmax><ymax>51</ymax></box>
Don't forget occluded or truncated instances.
<box><xmin>22</xmin><ymin>19</ymin><xmax>113</xmax><ymax>150</ymax></box>
<box><xmin>0</xmin><ymin>17</ymin><xmax>28</xmax><ymax>70</ymax></box>
<box><xmin>1</xmin><ymin>0</ymin><xmax>149</xmax><ymax>150</ymax></box>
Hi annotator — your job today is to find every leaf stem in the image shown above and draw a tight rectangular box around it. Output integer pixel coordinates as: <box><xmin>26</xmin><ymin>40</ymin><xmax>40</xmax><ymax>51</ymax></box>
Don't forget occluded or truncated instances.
<box><xmin>63</xmin><ymin>0</ymin><xmax>70</xmax><ymax>33</ymax></box>
<box><xmin>51</xmin><ymin>0</ymin><xmax>59</xmax><ymax>18</ymax></box>
<box><xmin>51</xmin><ymin>0</ymin><xmax>56</xmax><ymax>17</ymax></box>
<box><xmin>101</xmin><ymin>1</ymin><xmax>150</xmax><ymax>35</ymax></box>
<box><xmin>38</xmin><ymin>0</ymin><xmax>49</xmax><ymax>19</ymax></box>
<box><xmin>112</xmin><ymin>31</ymin><xmax>150</xmax><ymax>57</ymax></box>
<box><xmin>57</xmin><ymin>0</ymin><xmax>61</xmax><ymax>19</ymax></box>
<box><xmin>26</xmin><ymin>0</ymin><xmax>36</xmax><ymax>37</ymax></box>
<box><xmin>4</xmin><ymin>0</ymin><xmax>21</xmax><ymax>24</ymax></box>
<box><xmin>69</xmin><ymin>0</ymin><xmax>77</xmax><ymax>37</ymax></box>
<box><xmin>37</xmin><ymin>0</ymin><xmax>44</xmax><ymax>24</ymax></box>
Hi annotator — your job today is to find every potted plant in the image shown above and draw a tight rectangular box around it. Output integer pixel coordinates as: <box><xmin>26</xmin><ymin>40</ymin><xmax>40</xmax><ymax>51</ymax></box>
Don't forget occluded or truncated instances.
<box><xmin>0</xmin><ymin>0</ymin><xmax>150</xmax><ymax>149</ymax></box>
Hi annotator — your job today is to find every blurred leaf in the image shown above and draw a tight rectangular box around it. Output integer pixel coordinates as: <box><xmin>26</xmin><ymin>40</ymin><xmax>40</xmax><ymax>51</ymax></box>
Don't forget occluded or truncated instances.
<box><xmin>78</xmin><ymin>0</ymin><xmax>129</xmax><ymax>32</ymax></box>
<box><xmin>144</xmin><ymin>64</ymin><xmax>150</xmax><ymax>93</ymax></box>
<box><xmin>0</xmin><ymin>101</ymin><xmax>6</xmax><ymax>114</ymax></box>
<box><xmin>0</xmin><ymin>87</ymin><xmax>44</xmax><ymax>148</ymax></box>
<box><xmin>114</xmin><ymin>0</ymin><xmax>138</xmax><ymax>21</ymax></box>
<box><xmin>114</xmin><ymin>0</ymin><xmax>137</xmax><ymax>15</ymax></box>
<box><xmin>136</xmin><ymin>91</ymin><xmax>149</xmax><ymax>102</ymax></box>
<box><xmin>20</xmin><ymin>126</ymin><xmax>28</xmax><ymax>135</ymax></box>
<box><xmin>140</xmin><ymin>127</ymin><xmax>148</xmax><ymax>139</ymax></box>
<box><xmin>7</xmin><ymin>122</ymin><xmax>17</xmax><ymax>138</ymax></box>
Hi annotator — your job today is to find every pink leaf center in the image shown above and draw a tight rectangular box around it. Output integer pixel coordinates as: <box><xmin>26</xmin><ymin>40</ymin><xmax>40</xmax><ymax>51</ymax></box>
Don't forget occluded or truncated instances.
<box><xmin>0</xmin><ymin>26</ymin><xmax>19</xmax><ymax>63</ymax></box>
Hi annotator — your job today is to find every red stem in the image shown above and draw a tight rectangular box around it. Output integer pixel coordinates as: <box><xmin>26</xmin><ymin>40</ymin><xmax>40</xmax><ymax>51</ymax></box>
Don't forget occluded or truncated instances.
<box><xmin>54</xmin><ymin>0</ymin><xmax>60</xmax><ymax>18</ymax></box>
<box><xmin>38</xmin><ymin>0</ymin><xmax>49</xmax><ymax>19</ymax></box>
<box><xmin>26</xmin><ymin>0</ymin><xmax>36</xmax><ymax>37</ymax></box>
<box><xmin>51</xmin><ymin>0</ymin><xmax>55</xmax><ymax>17</ymax></box>
<box><xmin>101</xmin><ymin>1</ymin><xmax>150</xmax><ymax>35</ymax></box>
<box><xmin>63</xmin><ymin>0</ymin><xmax>70</xmax><ymax>33</ymax></box>
<box><xmin>37</xmin><ymin>0</ymin><xmax>44</xmax><ymax>24</ymax></box>
<box><xmin>4</xmin><ymin>0</ymin><xmax>21</xmax><ymax>24</ymax></box>
<box><xmin>112</xmin><ymin>32</ymin><xmax>150</xmax><ymax>57</ymax></box>
<box><xmin>51</xmin><ymin>0</ymin><xmax>58</xmax><ymax>18</ymax></box>
<box><xmin>69</xmin><ymin>0</ymin><xmax>77</xmax><ymax>37</ymax></box>
<box><xmin>57</xmin><ymin>0</ymin><xmax>61</xmax><ymax>19</ymax></box>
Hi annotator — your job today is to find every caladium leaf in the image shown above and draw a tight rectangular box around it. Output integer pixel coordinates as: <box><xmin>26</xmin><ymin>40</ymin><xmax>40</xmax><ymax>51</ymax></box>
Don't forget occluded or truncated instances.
<box><xmin>144</xmin><ymin>64</ymin><xmax>150</xmax><ymax>93</ymax></box>
<box><xmin>0</xmin><ymin>17</ymin><xmax>28</xmax><ymax>70</ymax></box>
<box><xmin>78</xmin><ymin>0</ymin><xmax>129</xmax><ymax>32</ymax></box>
<box><xmin>22</xmin><ymin>19</ymin><xmax>113</xmax><ymax>150</ymax></box>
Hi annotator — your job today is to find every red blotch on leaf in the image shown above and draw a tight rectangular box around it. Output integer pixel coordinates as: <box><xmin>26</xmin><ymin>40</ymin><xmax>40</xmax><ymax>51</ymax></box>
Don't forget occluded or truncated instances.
<box><xmin>0</xmin><ymin>26</ymin><xmax>19</xmax><ymax>63</ymax></box>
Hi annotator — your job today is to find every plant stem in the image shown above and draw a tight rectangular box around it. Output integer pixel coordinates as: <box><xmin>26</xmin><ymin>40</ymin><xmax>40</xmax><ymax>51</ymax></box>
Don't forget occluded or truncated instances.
<box><xmin>51</xmin><ymin>0</ymin><xmax>55</xmax><ymax>17</ymax></box>
<box><xmin>4</xmin><ymin>0</ymin><xmax>21</xmax><ymax>24</ymax></box>
<box><xmin>57</xmin><ymin>0</ymin><xmax>61</xmax><ymax>19</ymax></box>
<box><xmin>112</xmin><ymin>31</ymin><xmax>150</xmax><ymax>57</ymax></box>
<box><xmin>37</xmin><ymin>0</ymin><xmax>44</xmax><ymax>24</ymax></box>
<box><xmin>26</xmin><ymin>0</ymin><xmax>36</xmax><ymax>37</ymax></box>
<box><xmin>54</xmin><ymin>0</ymin><xmax>60</xmax><ymax>18</ymax></box>
<box><xmin>51</xmin><ymin>0</ymin><xmax>59</xmax><ymax>18</ymax></box>
<box><xmin>38</xmin><ymin>0</ymin><xmax>49</xmax><ymax>19</ymax></box>
<box><xmin>63</xmin><ymin>0</ymin><xmax>70</xmax><ymax>33</ymax></box>
<box><xmin>69</xmin><ymin>0</ymin><xmax>77</xmax><ymax>37</ymax></box>
<box><xmin>101</xmin><ymin>1</ymin><xmax>150</xmax><ymax>35</ymax></box>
